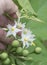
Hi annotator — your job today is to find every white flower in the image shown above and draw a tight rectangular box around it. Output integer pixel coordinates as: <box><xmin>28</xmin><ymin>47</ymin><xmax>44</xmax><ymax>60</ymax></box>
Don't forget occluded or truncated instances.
<box><xmin>6</xmin><ymin>24</ymin><xmax>21</xmax><ymax>38</ymax></box>
<box><xmin>17</xmin><ymin>22</ymin><xmax>25</xmax><ymax>29</ymax></box>
<box><xmin>21</xmin><ymin>30</ymin><xmax>35</xmax><ymax>48</ymax></box>
<box><xmin>14</xmin><ymin>20</ymin><xmax>25</xmax><ymax>29</ymax></box>
<box><xmin>22</xmin><ymin>28</ymin><xmax>32</xmax><ymax>35</ymax></box>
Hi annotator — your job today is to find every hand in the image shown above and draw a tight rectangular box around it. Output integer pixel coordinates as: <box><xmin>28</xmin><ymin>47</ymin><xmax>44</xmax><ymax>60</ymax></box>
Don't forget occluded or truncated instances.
<box><xmin>0</xmin><ymin>0</ymin><xmax>19</xmax><ymax>50</ymax></box>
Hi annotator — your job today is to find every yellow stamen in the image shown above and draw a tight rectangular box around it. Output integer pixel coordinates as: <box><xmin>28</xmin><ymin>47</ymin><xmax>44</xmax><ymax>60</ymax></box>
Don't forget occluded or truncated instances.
<box><xmin>24</xmin><ymin>38</ymin><xmax>28</xmax><ymax>41</ymax></box>
<box><xmin>11</xmin><ymin>27</ymin><xmax>15</xmax><ymax>31</ymax></box>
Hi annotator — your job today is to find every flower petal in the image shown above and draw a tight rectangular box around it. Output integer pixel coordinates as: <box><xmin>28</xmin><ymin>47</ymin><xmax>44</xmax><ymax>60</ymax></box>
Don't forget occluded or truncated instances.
<box><xmin>7</xmin><ymin>24</ymin><xmax>12</xmax><ymax>30</ymax></box>
<box><xmin>15</xmin><ymin>28</ymin><xmax>21</xmax><ymax>33</ymax></box>
<box><xmin>12</xmin><ymin>32</ymin><xmax>16</xmax><ymax>38</ymax></box>
<box><xmin>26</xmin><ymin>42</ymin><xmax>29</xmax><ymax>48</ymax></box>
<box><xmin>23</xmin><ymin>42</ymin><xmax>25</xmax><ymax>48</ymax></box>
<box><xmin>6</xmin><ymin>31</ymin><xmax>12</xmax><ymax>37</ymax></box>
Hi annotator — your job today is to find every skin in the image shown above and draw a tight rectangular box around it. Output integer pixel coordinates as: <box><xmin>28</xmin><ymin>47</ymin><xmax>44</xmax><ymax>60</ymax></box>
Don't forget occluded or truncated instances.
<box><xmin>0</xmin><ymin>0</ymin><xmax>19</xmax><ymax>50</ymax></box>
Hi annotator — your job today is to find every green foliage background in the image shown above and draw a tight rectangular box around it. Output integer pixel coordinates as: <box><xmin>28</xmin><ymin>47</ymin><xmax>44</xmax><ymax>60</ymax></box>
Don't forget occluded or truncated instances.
<box><xmin>13</xmin><ymin>0</ymin><xmax>47</xmax><ymax>65</ymax></box>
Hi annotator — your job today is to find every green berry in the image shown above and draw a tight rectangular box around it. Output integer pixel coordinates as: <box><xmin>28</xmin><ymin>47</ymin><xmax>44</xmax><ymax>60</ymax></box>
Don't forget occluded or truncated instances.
<box><xmin>16</xmin><ymin>47</ymin><xmax>23</xmax><ymax>54</ymax></box>
<box><xmin>22</xmin><ymin>50</ymin><xmax>29</xmax><ymax>56</ymax></box>
<box><xmin>12</xmin><ymin>40</ymin><xmax>19</xmax><ymax>47</ymax></box>
<box><xmin>35</xmin><ymin>47</ymin><xmax>42</xmax><ymax>54</ymax></box>
<box><xmin>0</xmin><ymin>52</ymin><xmax>8</xmax><ymax>60</ymax></box>
<box><xmin>3</xmin><ymin>58</ymin><xmax>11</xmax><ymax>65</ymax></box>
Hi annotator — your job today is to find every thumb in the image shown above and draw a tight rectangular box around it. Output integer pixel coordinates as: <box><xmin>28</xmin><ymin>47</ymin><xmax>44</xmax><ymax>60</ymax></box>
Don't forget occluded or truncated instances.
<box><xmin>5</xmin><ymin>0</ymin><xmax>18</xmax><ymax>16</ymax></box>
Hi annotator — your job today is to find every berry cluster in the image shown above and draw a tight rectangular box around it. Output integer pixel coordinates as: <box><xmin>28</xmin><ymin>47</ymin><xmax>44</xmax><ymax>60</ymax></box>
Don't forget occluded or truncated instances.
<box><xmin>0</xmin><ymin>39</ymin><xmax>42</xmax><ymax>65</ymax></box>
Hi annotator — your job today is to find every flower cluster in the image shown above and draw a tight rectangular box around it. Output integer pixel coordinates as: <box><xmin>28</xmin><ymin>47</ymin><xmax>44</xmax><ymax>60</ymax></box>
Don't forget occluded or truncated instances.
<box><xmin>6</xmin><ymin>18</ymin><xmax>35</xmax><ymax>48</ymax></box>
<box><xmin>0</xmin><ymin>13</ymin><xmax>42</xmax><ymax>65</ymax></box>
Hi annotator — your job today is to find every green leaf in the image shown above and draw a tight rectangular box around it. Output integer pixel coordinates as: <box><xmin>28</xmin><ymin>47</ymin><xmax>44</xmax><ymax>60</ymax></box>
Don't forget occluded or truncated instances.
<box><xmin>37</xmin><ymin>1</ymin><xmax>47</xmax><ymax>22</ymax></box>
<box><xmin>29</xmin><ymin>0</ymin><xmax>47</xmax><ymax>12</ymax></box>
<box><xmin>25</xmin><ymin>0</ymin><xmax>47</xmax><ymax>40</ymax></box>
<box><xmin>17</xmin><ymin>0</ymin><xmax>36</xmax><ymax>15</ymax></box>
